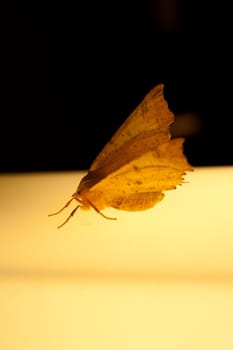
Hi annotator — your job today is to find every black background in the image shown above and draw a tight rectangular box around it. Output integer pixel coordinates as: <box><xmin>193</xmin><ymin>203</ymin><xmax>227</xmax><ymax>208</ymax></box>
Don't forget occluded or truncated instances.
<box><xmin>2</xmin><ymin>1</ymin><xmax>233</xmax><ymax>172</ymax></box>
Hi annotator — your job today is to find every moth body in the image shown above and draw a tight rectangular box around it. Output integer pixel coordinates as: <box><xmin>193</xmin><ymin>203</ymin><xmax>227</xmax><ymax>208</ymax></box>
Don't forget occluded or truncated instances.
<box><xmin>49</xmin><ymin>84</ymin><xmax>193</xmax><ymax>228</ymax></box>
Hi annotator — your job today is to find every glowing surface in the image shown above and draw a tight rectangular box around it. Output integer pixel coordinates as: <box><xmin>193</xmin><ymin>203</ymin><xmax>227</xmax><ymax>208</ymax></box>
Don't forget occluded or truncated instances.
<box><xmin>0</xmin><ymin>167</ymin><xmax>233</xmax><ymax>349</ymax></box>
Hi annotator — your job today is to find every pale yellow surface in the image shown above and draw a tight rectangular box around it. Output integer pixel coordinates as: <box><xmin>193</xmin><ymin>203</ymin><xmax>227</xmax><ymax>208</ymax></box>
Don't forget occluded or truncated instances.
<box><xmin>0</xmin><ymin>166</ymin><xmax>233</xmax><ymax>349</ymax></box>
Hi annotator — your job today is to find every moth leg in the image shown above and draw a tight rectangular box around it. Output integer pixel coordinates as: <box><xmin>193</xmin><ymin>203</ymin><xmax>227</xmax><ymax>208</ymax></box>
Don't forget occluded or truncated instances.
<box><xmin>57</xmin><ymin>205</ymin><xmax>80</xmax><ymax>229</ymax></box>
<box><xmin>85</xmin><ymin>198</ymin><xmax>117</xmax><ymax>220</ymax></box>
<box><xmin>48</xmin><ymin>197</ymin><xmax>75</xmax><ymax>216</ymax></box>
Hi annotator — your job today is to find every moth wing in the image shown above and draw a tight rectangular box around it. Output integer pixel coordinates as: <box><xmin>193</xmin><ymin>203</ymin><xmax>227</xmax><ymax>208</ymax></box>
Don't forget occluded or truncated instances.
<box><xmin>90</xmin><ymin>138</ymin><xmax>192</xmax><ymax>207</ymax></box>
<box><xmin>109</xmin><ymin>192</ymin><xmax>165</xmax><ymax>211</ymax></box>
<box><xmin>90</xmin><ymin>84</ymin><xmax>174</xmax><ymax>171</ymax></box>
<box><xmin>85</xmin><ymin>129</ymin><xmax>172</xmax><ymax>187</ymax></box>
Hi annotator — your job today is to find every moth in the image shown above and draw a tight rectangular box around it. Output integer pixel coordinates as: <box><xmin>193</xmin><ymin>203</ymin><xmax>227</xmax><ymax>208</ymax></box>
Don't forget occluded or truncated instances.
<box><xmin>49</xmin><ymin>84</ymin><xmax>193</xmax><ymax>228</ymax></box>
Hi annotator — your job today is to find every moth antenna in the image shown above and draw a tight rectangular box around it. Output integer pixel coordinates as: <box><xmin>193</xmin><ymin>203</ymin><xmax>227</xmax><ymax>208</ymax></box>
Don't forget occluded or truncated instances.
<box><xmin>57</xmin><ymin>205</ymin><xmax>80</xmax><ymax>229</ymax></box>
<box><xmin>48</xmin><ymin>197</ymin><xmax>75</xmax><ymax>217</ymax></box>
<box><xmin>86</xmin><ymin>198</ymin><xmax>117</xmax><ymax>220</ymax></box>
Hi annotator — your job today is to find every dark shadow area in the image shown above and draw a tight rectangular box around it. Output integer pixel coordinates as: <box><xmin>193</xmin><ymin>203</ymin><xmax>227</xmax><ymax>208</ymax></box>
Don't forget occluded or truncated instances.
<box><xmin>2</xmin><ymin>1</ymin><xmax>233</xmax><ymax>172</ymax></box>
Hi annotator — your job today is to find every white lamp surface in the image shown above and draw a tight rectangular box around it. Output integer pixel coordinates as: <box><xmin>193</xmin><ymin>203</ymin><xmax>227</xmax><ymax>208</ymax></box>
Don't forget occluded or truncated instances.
<box><xmin>0</xmin><ymin>166</ymin><xmax>233</xmax><ymax>349</ymax></box>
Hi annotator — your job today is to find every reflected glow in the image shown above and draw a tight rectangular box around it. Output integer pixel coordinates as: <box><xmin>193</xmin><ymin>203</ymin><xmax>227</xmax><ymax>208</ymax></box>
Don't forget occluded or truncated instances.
<box><xmin>0</xmin><ymin>167</ymin><xmax>233</xmax><ymax>349</ymax></box>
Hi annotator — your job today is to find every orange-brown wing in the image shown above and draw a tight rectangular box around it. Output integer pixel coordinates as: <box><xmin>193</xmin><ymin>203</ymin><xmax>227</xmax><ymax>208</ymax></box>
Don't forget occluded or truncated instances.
<box><xmin>89</xmin><ymin>84</ymin><xmax>174</xmax><ymax>172</ymax></box>
<box><xmin>109</xmin><ymin>192</ymin><xmax>165</xmax><ymax>211</ymax></box>
<box><xmin>90</xmin><ymin>138</ymin><xmax>193</xmax><ymax>206</ymax></box>
<box><xmin>83</xmin><ymin>129</ymin><xmax>172</xmax><ymax>189</ymax></box>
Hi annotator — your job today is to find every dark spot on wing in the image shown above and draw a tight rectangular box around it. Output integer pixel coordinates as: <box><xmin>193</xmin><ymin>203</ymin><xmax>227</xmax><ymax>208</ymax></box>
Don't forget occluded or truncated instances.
<box><xmin>136</xmin><ymin>180</ymin><xmax>142</xmax><ymax>185</ymax></box>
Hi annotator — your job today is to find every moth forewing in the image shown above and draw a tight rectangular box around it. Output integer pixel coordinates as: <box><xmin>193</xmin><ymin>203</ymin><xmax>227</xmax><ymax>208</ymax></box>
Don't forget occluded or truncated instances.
<box><xmin>89</xmin><ymin>84</ymin><xmax>173</xmax><ymax>172</ymax></box>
